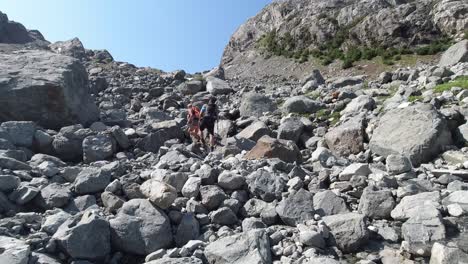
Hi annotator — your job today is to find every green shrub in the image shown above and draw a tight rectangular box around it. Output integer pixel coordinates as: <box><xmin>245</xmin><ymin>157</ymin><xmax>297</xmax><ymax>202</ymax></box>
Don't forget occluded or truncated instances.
<box><xmin>342</xmin><ymin>59</ymin><xmax>353</xmax><ymax>69</ymax></box>
<box><xmin>434</xmin><ymin>76</ymin><xmax>468</xmax><ymax>93</ymax></box>
<box><xmin>408</xmin><ymin>95</ymin><xmax>422</xmax><ymax>102</ymax></box>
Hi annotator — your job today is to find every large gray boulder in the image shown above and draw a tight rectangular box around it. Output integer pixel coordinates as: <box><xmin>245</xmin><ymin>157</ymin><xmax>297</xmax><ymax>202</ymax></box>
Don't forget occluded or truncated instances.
<box><xmin>0</xmin><ymin>236</ymin><xmax>30</xmax><ymax>264</ymax></box>
<box><xmin>341</xmin><ymin>95</ymin><xmax>376</xmax><ymax>116</ymax></box>
<box><xmin>322</xmin><ymin>213</ymin><xmax>369</xmax><ymax>253</ymax></box>
<box><xmin>74</xmin><ymin>167</ymin><xmax>111</xmax><ymax>194</ymax></box>
<box><xmin>49</xmin><ymin>37</ymin><xmax>86</xmax><ymax>60</ymax></box>
<box><xmin>325</xmin><ymin>115</ymin><xmax>366</xmax><ymax>157</ymax></box>
<box><xmin>246</xmin><ymin>169</ymin><xmax>286</xmax><ymax>202</ymax></box>
<box><xmin>402</xmin><ymin>214</ymin><xmax>446</xmax><ymax>256</ymax></box>
<box><xmin>82</xmin><ymin>134</ymin><xmax>116</xmax><ymax>163</ymax></box>
<box><xmin>140</xmin><ymin>179</ymin><xmax>177</xmax><ymax>209</ymax></box>
<box><xmin>0</xmin><ymin>121</ymin><xmax>36</xmax><ymax>148</ymax></box>
<box><xmin>245</xmin><ymin>135</ymin><xmax>302</xmax><ymax>163</ymax></box>
<box><xmin>34</xmin><ymin>183</ymin><xmax>71</xmax><ymax>209</ymax></box>
<box><xmin>439</xmin><ymin>40</ymin><xmax>468</xmax><ymax>67</ymax></box>
<box><xmin>239</xmin><ymin>93</ymin><xmax>277</xmax><ymax>117</ymax></box>
<box><xmin>236</xmin><ymin>121</ymin><xmax>271</xmax><ymax>142</ymax></box>
<box><xmin>204</xmin><ymin>229</ymin><xmax>272</xmax><ymax>264</ymax></box>
<box><xmin>282</xmin><ymin>96</ymin><xmax>323</xmax><ymax>114</ymax></box>
<box><xmin>277</xmin><ymin>117</ymin><xmax>304</xmax><ymax>143</ymax></box>
<box><xmin>313</xmin><ymin>190</ymin><xmax>349</xmax><ymax>216</ymax></box>
<box><xmin>175</xmin><ymin>213</ymin><xmax>200</xmax><ymax>247</ymax></box>
<box><xmin>206</xmin><ymin>77</ymin><xmax>232</xmax><ymax>95</ymax></box>
<box><xmin>391</xmin><ymin>191</ymin><xmax>441</xmax><ymax>221</ymax></box>
<box><xmin>369</xmin><ymin>104</ymin><xmax>452</xmax><ymax>166</ymax></box>
<box><xmin>110</xmin><ymin>199</ymin><xmax>172</xmax><ymax>255</ymax></box>
<box><xmin>276</xmin><ymin>189</ymin><xmax>314</xmax><ymax>226</ymax></box>
<box><xmin>0</xmin><ymin>49</ymin><xmax>99</xmax><ymax>129</ymax></box>
<box><xmin>358</xmin><ymin>186</ymin><xmax>396</xmax><ymax>219</ymax></box>
<box><xmin>53</xmin><ymin>211</ymin><xmax>110</xmax><ymax>261</ymax></box>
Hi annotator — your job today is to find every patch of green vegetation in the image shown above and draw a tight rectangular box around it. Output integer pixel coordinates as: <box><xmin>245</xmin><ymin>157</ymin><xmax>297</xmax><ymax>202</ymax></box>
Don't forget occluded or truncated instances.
<box><xmin>329</xmin><ymin>111</ymin><xmax>341</xmax><ymax>126</ymax></box>
<box><xmin>305</xmin><ymin>91</ymin><xmax>321</xmax><ymax>100</ymax></box>
<box><xmin>408</xmin><ymin>95</ymin><xmax>423</xmax><ymax>102</ymax></box>
<box><xmin>415</xmin><ymin>38</ymin><xmax>452</xmax><ymax>55</ymax></box>
<box><xmin>256</xmin><ymin>21</ymin><xmax>452</xmax><ymax>67</ymax></box>
<box><xmin>315</xmin><ymin>109</ymin><xmax>341</xmax><ymax>125</ymax></box>
<box><xmin>464</xmin><ymin>30</ymin><xmax>468</xmax><ymax>40</ymax></box>
<box><xmin>433</xmin><ymin>76</ymin><xmax>468</xmax><ymax>93</ymax></box>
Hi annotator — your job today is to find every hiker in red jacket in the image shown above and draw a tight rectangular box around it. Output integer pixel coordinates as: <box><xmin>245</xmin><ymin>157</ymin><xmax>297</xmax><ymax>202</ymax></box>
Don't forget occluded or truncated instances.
<box><xmin>187</xmin><ymin>103</ymin><xmax>201</xmax><ymax>143</ymax></box>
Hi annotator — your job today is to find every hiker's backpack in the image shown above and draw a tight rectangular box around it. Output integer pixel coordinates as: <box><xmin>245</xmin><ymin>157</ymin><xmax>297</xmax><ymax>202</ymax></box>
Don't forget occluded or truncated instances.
<box><xmin>206</xmin><ymin>103</ymin><xmax>217</xmax><ymax>118</ymax></box>
<box><xmin>189</xmin><ymin>106</ymin><xmax>200</xmax><ymax>121</ymax></box>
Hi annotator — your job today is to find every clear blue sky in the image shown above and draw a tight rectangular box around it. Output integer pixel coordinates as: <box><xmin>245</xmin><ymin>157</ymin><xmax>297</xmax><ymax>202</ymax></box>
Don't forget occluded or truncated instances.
<box><xmin>0</xmin><ymin>0</ymin><xmax>271</xmax><ymax>73</ymax></box>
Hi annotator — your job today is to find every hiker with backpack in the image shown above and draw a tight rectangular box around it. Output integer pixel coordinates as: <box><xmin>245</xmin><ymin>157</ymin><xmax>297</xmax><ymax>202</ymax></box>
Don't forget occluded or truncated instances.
<box><xmin>187</xmin><ymin>103</ymin><xmax>201</xmax><ymax>143</ymax></box>
<box><xmin>199</xmin><ymin>97</ymin><xmax>218</xmax><ymax>151</ymax></box>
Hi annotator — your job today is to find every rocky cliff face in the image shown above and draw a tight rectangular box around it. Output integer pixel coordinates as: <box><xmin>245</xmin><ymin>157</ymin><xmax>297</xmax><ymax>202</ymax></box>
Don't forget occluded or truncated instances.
<box><xmin>0</xmin><ymin>11</ymin><xmax>47</xmax><ymax>44</ymax></box>
<box><xmin>221</xmin><ymin>0</ymin><xmax>468</xmax><ymax>80</ymax></box>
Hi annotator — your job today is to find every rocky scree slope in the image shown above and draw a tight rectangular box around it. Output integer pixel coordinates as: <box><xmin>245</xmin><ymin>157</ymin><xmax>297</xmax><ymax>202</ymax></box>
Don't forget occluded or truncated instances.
<box><xmin>221</xmin><ymin>0</ymin><xmax>468</xmax><ymax>81</ymax></box>
<box><xmin>1</xmin><ymin>7</ymin><xmax>468</xmax><ymax>264</ymax></box>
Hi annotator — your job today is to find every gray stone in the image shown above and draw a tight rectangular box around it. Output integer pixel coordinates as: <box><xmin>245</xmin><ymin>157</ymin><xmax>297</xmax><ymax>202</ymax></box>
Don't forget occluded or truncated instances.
<box><xmin>442</xmin><ymin>190</ymin><xmax>468</xmax><ymax>211</ymax></box>
<box><xmin>182</xmin><ymin>177</ymin><xmax>201</xmax><ymax>198</ymax></box>
<box><xmin>0</xmin><ymin>174</ymin><xmax>20</xmax><ymax>193</ymax></box>
<box><xmin>101</xmin><ymin>191</ymin><xmax>124</xmax><ymax>213</ymax></box>
<box><xmin>53</xmin><ymin>211</ymin><xmax>110</xmax><ymax>260</ymax></box>
<box><xmin>0</xmin><ymin>236</ymin><xmax>30</xmax><ymax>264</ymax></box>
<box><xmin>210</xmin><ymin>207</ymin><xmax>238</xmax><ymax>225</ymax></box>
<box><xmin>239</xmin><ymin>93</ymin><xmax>276</xmax><ymax>117</ymax></box>
<box><xmin>0</xmin><ymin>49</ymin><xmax>99</xmax><ymax>129</ymax></box>
<box><xmin>429</xmin><ymin>242</ymin><xmax>468</xmax><ymax>264</ymax></box>
<box><xmin>9</xmin><ymin>185</ymin><xmax>39</xmax><ymax>205</ymax></box>
<box><xmin>49</xmin><ymin>37</ymin><xmax>86</xmax><ymax>59</ymax></box>
<box><xmin>0</xmin><ymin>121</ymin><xmax>35</xmax><ymax>148</ymax></box>
<box><xmin>277</xmin><ymin>118</ymin><xmax>304</xmax><ymax>143</ymax></box>
<box><xmin>358</xmin><ymin>186</ymin><xmax>396</xmax><ymax>219</ymax></box>
<box><xmin>339</xmin><ymin>163</ymin><xmax>372</xmax><ymax>181</ymax></box>
<box><xmin>325</xmin><ymin>115</ymin><xmax>366</xmax><ymax>157</ymax></box>
<box><xmin>402</xmin><ymin>214</ymin><xmax>446</xmax><ymax>256</ymax></box>
<box><xmin>246</xmin><ymin>169</ymin><xmax>286</xmax><ymax>202</ymax></box>
<box><xmin>82</xmin><ymin>134</ymin><xmax>116</xmax><ymax>163</ymax></box>
<box><xmin>110</xmin><ymin>199</ymin><xmax>172</xmax><ymax>255</ymax></box>
<box><xmin>369</xmin><ymin>104</ymin><xmax>452</xmax><ymax>166</ymax></box>
<box><xmin>204</xmin><ymin>229</ymin><xmax>271</xmax><ymax>264</ymax></box>
<box><xmin>200</xmin><ymin>185</ymin><xmax>226</xmax><ymax>210</ymax></box>
<box><xmin>0</xmin><ymin>156</ymin><xmax>31</xmax><ymax>170</ymax></box>
<box><xmin>322</xmin><ymin>213</ymin><xmax>369</xmax><ymax>253</ymax></box>
<box><xmin>178</xmin><ymin>80</ymin><xmax>203</xmax><ymax>95</ymax></box>
<box><xmin>110</xmin><ymin>126</ymin><xmax>130</xmax><ymax>149</ymax></box>
<box><xmin>313</xmin><ymin>190</ymin><xmax>349</xmax><ymax>216</ymax></box>
<box><xmin>35</xmin><ymin>183</ymin><xmax>71</xmax><ymax>209</ymax></box>
<box><xmin>386</xmin><ymin>154</ymin><xmax>412</xmax><ymax>175</ymax></box>
<box><xmin>140</xmin><ymin>179</ymin><xmax>177</xmax><ymax>209</ymax></box>
<box><xmin>245</xmin><ymin>135</ymin><xmax>302</xmax><ymax>163</ymax></box>
<box><xmin>206</xmin><ymin>77</ymin><xmax>232</xmax><ymax>95</ymax></box>
<box><xmin>439</xmin><ymin>40</ymin><xmax>468</xmax><ymax>67</ymax></box>
<box><xmin>218</xmin><ymin>171</ymin><xmax>245</xmax><ymax>190</ymax></box>
<box><xmin>242</xmin><ymin>217</ymin><xmax>267</xmax><ymax>232</ymax></box>
<box><xmin>41</xmin><ymin>209</ymin><xmax>71</xmax><ymax>235</ymax></box>
<box><xmin>236</xmin><ymin>121</ymin><xmax>271</xmax><ymax>142</ymax></box>
<box><xmin>391</xmin><ymin>191</ymin><xmax>441</xmax><ymax>220</ymax></box>
<box><xmin>341</xmin><ymin>95</ymin><xmax>376</xmax><ymax>116</ymax></box>
<box><xmin>282</xmin><ymin>96</ymin><xmax>323</xmax><ymax>114</ymax></box>
<box><xmin>74</xmin><ymin>167</ymin><xmax>111</xmax><ymax>194</ymax></box>
<box><xmin>175</xmin><ymin>213</ymin><xmax>200</xmax><ymax>247</ymax></box>
<box><xmin>276</xmin><ymin>189</ymin><xmax>314</xmax><ymax>226</ymax></box>
<box><xmin>145</xmin><ymin>257</ymin><xmax>203</xmax><ymax>264</ymax></box>
<box><xmin>298</xmin><ymin>224</ymin><xmax>325</xmax><ymax>248</ymax></box>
